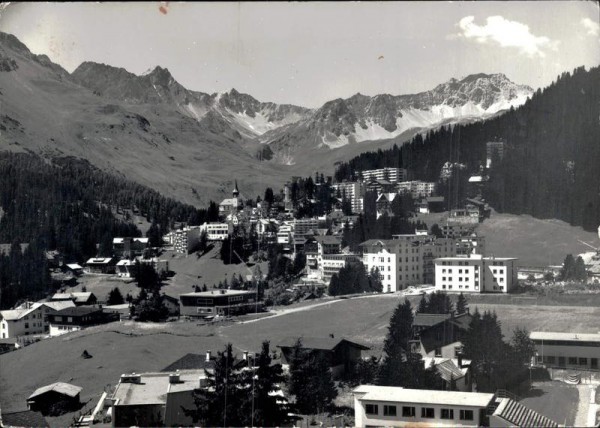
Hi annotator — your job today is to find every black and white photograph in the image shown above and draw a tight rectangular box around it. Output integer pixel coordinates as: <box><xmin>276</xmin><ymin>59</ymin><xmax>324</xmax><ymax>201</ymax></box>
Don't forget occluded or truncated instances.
<box><xmin>0</xmin><ymin>1</ymin><xmax>599</xmax><ymax>427</ymax></box>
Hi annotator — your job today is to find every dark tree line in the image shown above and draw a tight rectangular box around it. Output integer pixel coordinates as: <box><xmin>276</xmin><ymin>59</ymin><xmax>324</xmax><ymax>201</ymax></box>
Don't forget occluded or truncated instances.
<box><xmin>462</xmin><ymin>309</ymin><xmax>536</xmax><ymax>392</ymax></box>
<box><xmin>183</xmin><ymin>342</ymin><xmax>289</xmax><ymax>427</ymax></box>
<box><xmin>0</xmin><ymin>152</ymin><xmax>218</xmax><ymax>307</ymax></box>
<box><xmin>335</xmin><ymin>67</ymin><xmax>600</xmax><ymax>231</ymax></box>
<box><xmin>328</xmin><ymin>262</ymin><xmax>382</xmax><ymax>296</ymax></box>
<box><xmin>341</xmin><ymin>213</ymin><xmax>429</xmax><ymax>252</ymax></box>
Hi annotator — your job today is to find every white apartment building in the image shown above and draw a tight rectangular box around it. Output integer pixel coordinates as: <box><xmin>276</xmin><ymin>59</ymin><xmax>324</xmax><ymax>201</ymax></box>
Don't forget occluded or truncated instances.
<box><xmin>293</xmin><ymin>218</ymin><xmax>320</xmax><ymax>236</ymax></box>
<box><xmin>360</xmin><ymin>239</ymin><xmax>423</xmax><ymax>292</ymax></box>
<box><xmin>201</xmin><ymin>222</ymin><xmax>233</xmax><ymax>241</ymax></box>
<box><xmin>353</xmin><ymin>385</ymin><xmax>558</xmax><ymax>428</ymax></box>
<box><xmin>434</xmin><ymin>254</ymin><xmax>517</xmax><ymax>293</ymax></box>
<box><xmin>332</xmin><ymin>182</ymin><xmax>365</xmax><ymax>213</ymax></box>
<box><xmin>353</xmin><ymin>385</ymin><xmax>495</xmax><ymax>428</ymax></box>
<box><xmin>277</xmin><ymin>222</ymin><xmax>294</xmax><ymax>246</ymax></box>
<box><xmin>397</xmin><ymin>180</ymin><xmax>436</xmax><ymax>199</ymax></box>
<box><xmin>361</xmin><ymin>167</ymin><xmax>408</xmax><ymax>183</ymax></box>
<box><xmin>0</xmin><ymin>301</ymin><xmax>75</xmax><ymax>339</ymax></box>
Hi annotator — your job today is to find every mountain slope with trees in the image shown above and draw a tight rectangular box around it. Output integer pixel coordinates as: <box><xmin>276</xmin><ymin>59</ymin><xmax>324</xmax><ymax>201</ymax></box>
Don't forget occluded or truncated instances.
<box><xmin>335</xmin><ymin>67</ymin><xmax>600</xmax><ymax>231</ymax></box>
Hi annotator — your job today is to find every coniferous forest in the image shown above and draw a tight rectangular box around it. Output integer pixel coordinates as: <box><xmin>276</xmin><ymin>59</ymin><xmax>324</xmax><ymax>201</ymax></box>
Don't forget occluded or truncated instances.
<box><xmin>335</xmin><ymin>67</ymin><xmax>600</xmax><ymax>231</ymax></box>
<box><xmin>0</xmin><ymin>153</ymin><xmax>217</xmax><ymax>308</ymax></box>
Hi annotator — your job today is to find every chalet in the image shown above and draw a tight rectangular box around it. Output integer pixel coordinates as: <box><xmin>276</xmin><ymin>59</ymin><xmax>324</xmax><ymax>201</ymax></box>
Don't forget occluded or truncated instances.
<box><xmin>179</xmin><ymin>289</ymin><xmax>261</xmax><ymax>318</ymax></box>
<box><xmin>411</xmin><ymin>312</ymin><xmax>472</xmax><ymax>359</ymax></box>
<box><xmin>65</xmin><ymin>263</ymin><xmax>84</xmax><ymax>276</ymax></box>
<box><xmin>85</xmin><ymin>257</ymin><xmax>116</xmax><ymax>274</ymax></box>
<box><xmin>47</xmin><ymin>306</ymin><xmax>117</xmax><ymax>337</ymax></box>
<box><xmin>51</xmin><ymin>292</ymin><xmax>97</xmax><ymax>306</ymax></box>
<box><xmin>27</xmin><ymin>382</ymin><xmax>82</xmax><ymax>415</ymax></box>
<box><xmin>113</xmin><ymin>237</ymin><xmax>149</xmax><ymax>257</ymax></box>
<box><xmin>0</xmin><ymin>301</ymin><xmax>75</xmax><ymax>339</ymax></box>
<box><xmin>423</xmin><ymin>357</ymin><xmax>471</xmax><ymax>392</ymax></box>
<box><xmin>116</xmin><ymin>259</ymin><xmax>135</xmax><ymax>278</ymax></box>
<box><xmin>161</xmin><ymin>294</ymin><xmax>180</xmax><ymax>316</ymax></box>
<box><xmin>277</xmin><ymin>336</ymin><xmax>370</xmax><ymax>378</ymax></box>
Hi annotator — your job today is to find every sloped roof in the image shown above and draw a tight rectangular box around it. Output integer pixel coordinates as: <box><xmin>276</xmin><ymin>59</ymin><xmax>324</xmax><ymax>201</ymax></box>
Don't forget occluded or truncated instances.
<box><xmin>51</xmin><ymin>292</ymin><xmax>95</xmax><ymax>303</ymax></box>
<box><xmin>52</xmin><ymin>306</ymin><xmax>102</xmax><ymax>317</ymax></box>
<box><xmin>66</xmin><ymin>263</ymin><xmax>83</xmax><ymax>270</ymax></box>
<box><xmin>277</xmin><ymin>336</ymin><xmax>370</xmax><ymax>351</ymax></box>
<box><xmin>42</xmin><ymin>301</ymin><xmax>76</xmax><ymax>311</ymax></box>
<box><xmin>0</xmin><ymin>303</ymin><xmax>43</xmax><ymax>321</ymax></box>
<box><xmin>432</xmin><ymin>359</ymin><xmax>466</xmax><ymax>382</ymax></box>
<box><xmin>161</xmin><ymin>353</ymin><xmax>217</xmax><ymax>372</ymax></box>
<box><xmin>414</xmin><ymin>313</ymin><xmax>452</xmax><ymax>328</ymax></box>
<box><xmin>493</xmin><ymin>398</ymin><xmax>559</xmax><ymax>428</ymax></box>
<box><xmin>28</xmin><ymin>382</ymin><xmax>82</xmax><ymax>400</ymax></box>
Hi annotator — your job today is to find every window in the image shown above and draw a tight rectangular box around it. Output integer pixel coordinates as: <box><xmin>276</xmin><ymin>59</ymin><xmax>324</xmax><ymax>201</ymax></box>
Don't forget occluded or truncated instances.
<box><xmin>421</xmin><ymin>407</ymin><xmax>435</xmax><ymax>418</ymax></box>
<box><xmin>460</xmin><ymin>410</ymin><xmax>474</xmax><ymax>421</ymax></box>
<box><xmin>441</xmin><ymin>409</ymin><xmax>454</xmax><ymax>419</ymax></box>
<box><xmin>383</xmin><ymin>405</ymin><xmax>397</xmax><ymax>417</ymax></box>
<box><xmin>365</xmin><ymin>404</ymin><xmax>378</xmax><ymax>415</ymax></box>
<box><xmin>568</xmin><ymin>357</ymin><xmax>577</xmax><ymax>365</ymax></box>
<box><xmin>579</xmin><ymin>358</ymin><xmax>588</xmax><ymax>366</ymax></box>
<box><xmin>543</xmin><ymin>355</ymin><xmax>556</xmax><ymax>364</ymax></box>
<box><xmin>402</xmin><ymin>406</ymin><xmax>416</xmax><ymax>417</ymax></box>
<box><xmin>24</xmin><ymin>323</ymin><xmax>29</xmax><ymax>329</ymax></box>
<box><xmin>67</xmin><ymin>317</ymin><xmax>73</xmax><ymax>323</ymax></box>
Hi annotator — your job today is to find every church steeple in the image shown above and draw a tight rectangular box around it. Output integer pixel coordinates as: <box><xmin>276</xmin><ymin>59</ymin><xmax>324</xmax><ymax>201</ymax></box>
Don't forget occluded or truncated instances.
<box><xmin>232</xmin><ymin>180</ymin><xmax>239</xmax><ymax>198</ymax></box>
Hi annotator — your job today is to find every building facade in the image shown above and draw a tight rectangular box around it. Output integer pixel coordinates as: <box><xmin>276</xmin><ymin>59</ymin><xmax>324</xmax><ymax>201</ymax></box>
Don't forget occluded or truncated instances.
<box><xmin>332</xmin><ymin>181</ymin><xmax>364</xmax><ymax>214</ymax></box>
<box><xmin>361</xmin><ymin>168</ymin><xmax>408</xmax><ymax>183</ymax></box>
<box><xmin>397</xmin><ymin>181</ymin><xmax>436</xmax><ymax>199</ymax></box>
<box><xmin>0</xmin><ymin>301</ymin><xmax>75</xmax><ymax>339</ymax></box>
<box><xmin>353</xmin><ymin>385</ymin><xmax>495</xmax><ymax>428</ymax></box>
<box><xmin>179</xmin><ymin>290</ymin><xmax>260</xmax><ymax>317</ymax></box>
<box><xmin>531</xmin><ymin>331</ymin><xmax>600</xmax><ymax>370</ymax></box>
<box><xmin>360</xmin><ymin>239</ymin><xmax>423</xmax><ymax>292</ymax></box>
<box><xmin>434</xmin><ymin>255</ymin><xmax>517</xmax><ymax>293</ymax></box>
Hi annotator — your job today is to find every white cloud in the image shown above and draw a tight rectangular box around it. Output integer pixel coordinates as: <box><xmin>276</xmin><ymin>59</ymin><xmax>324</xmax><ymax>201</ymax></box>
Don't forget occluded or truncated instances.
<box><xmin>452</xmin><ymin>16</ymin><xmax>558</xmax><ymax>58</ymax></box>
<box><xmin>581</xmin><ymin>18</ymin><xmax>599</xmax><ymax>37</ymax></box>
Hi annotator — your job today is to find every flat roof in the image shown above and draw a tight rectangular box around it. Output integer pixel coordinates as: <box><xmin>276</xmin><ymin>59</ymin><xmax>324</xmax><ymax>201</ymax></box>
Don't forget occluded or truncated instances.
<box><xmin>180</xmin><ymin>289</ymin><xmax>254</xmax><ymax>298</ymax></box>
<box><xmin>530</xmin><ymin>331</ymin><xmax>600</xmax><ymax>342</ymax></box>
<box><xmin>435</xmin><ymin>256</ymin><xmax>518</xmax><ymax>261</ymax></box>
<box><xmin>353</xmin><ymin>385</ymin><xmax>494</xmax><ymax>407</ymax></box>
<box><xmin>113</xmin><ymin>370</ymin><xmax>204</xmax><ymax>406</ymax></box>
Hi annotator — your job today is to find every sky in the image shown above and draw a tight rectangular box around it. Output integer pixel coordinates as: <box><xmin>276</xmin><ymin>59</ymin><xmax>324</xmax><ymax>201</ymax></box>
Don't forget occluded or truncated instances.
<box><xmin>0</xmin><ymin>1</ymin><xmax>598</xmax><ymax>108</ymax></box>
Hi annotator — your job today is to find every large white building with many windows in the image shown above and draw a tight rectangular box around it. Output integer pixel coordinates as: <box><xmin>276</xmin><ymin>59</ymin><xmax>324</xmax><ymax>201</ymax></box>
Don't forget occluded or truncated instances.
<box><xmin>360</xmin><ymin>239</ymin><xmax>423</xmax><ymax>292</ymax></box>
<box><xmin>331</xmin><ymin>182</ymin><xmax>364</xmax><ymax>214</ymax></box>
<box><xmin>434</xmin><ymin>254</ymin><xmax>517</xmax><ymax>293</ymax></box>
<box><xmin>353</xmin><ymin>385</ymin><xmax>559</xmax><ymax>428</ymax></box>
<box><xmin>353</xmin><ymin>385</ymin><xmax>495</xmax><ymax>428</ymax></box>
<box><xmin>361</xmin><ymin>167</ymin><xmax>407</xmax><ymax>183</ymax></box>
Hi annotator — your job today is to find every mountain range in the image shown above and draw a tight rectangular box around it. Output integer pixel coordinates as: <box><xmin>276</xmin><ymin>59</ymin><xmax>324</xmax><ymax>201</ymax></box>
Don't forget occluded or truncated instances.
<box><xmin>0</xmin><ymin>32</ymin><xmax>532</xmax><ymax>205</ymax></box>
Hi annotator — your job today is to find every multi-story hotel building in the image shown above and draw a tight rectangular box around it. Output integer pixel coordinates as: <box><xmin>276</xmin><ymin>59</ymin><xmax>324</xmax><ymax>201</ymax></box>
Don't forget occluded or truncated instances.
<box><xmin>434</xmin><ymin>254</ymin><xmax>517</xmax><ymax>293</ymax></box>
<box><xmin>361</xmin><ymin>167</ymin><xmax>408</xmax><ymax>183</ymax></box>
<box><xmin>360</xmin><ymin>238</ymin><xmax>423</xmax><ymax>292</ymax></box>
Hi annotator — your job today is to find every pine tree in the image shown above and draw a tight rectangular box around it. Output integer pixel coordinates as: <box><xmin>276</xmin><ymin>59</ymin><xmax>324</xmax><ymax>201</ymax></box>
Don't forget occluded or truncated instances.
<box><xmin>456</xmin><ymin>292</ymin><xmax>468</xmax><ymax>314</ymax></box>
<box><xmin>107</xmin><ymin>287</ymin><xmax>124</xmax><ymax>305</ymax></box>
<box><xmin>243</xmin><ymin>341</ymin><xmax>289</xmax><ymax>427</ymax></box>
<box><xmin>288</xmin><ymin>338</ymin><xmax>337</xmax><ymax>415</ymax></box>
<box><xmin>417</xmin><ymin>294</ymin><xmax>428</xmax><ymax>313</ymax></box>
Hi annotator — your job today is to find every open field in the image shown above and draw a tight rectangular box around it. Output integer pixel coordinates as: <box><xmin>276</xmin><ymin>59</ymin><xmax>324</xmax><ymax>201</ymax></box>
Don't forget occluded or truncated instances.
<box><xmin>2</xmin><ymin>293</ymin><xmax>599</xmax><ymax>427</ymax></box>
<box><xmin>160</xmin><ymin>245</ymin><xmax>269</xmax><ymax>296</ymax></box>
<box><xmin>417</xmin><ymin>209</ymin><xmax>599</xmax><ymax>267</ymax></box>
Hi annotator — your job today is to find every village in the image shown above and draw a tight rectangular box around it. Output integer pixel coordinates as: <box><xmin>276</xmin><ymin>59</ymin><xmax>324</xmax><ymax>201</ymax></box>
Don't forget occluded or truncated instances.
<box><xmin>1</xmin><ymin>141</ymin><xmax>599</xmax><ymax>428</ymax></box>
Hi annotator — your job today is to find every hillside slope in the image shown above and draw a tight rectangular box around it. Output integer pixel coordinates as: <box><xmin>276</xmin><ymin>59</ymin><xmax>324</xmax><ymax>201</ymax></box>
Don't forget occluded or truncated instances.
<box><xmin>0</xmin><ymin>32</ymin><xmax>533</xmax><ymax>204</ymax></box>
